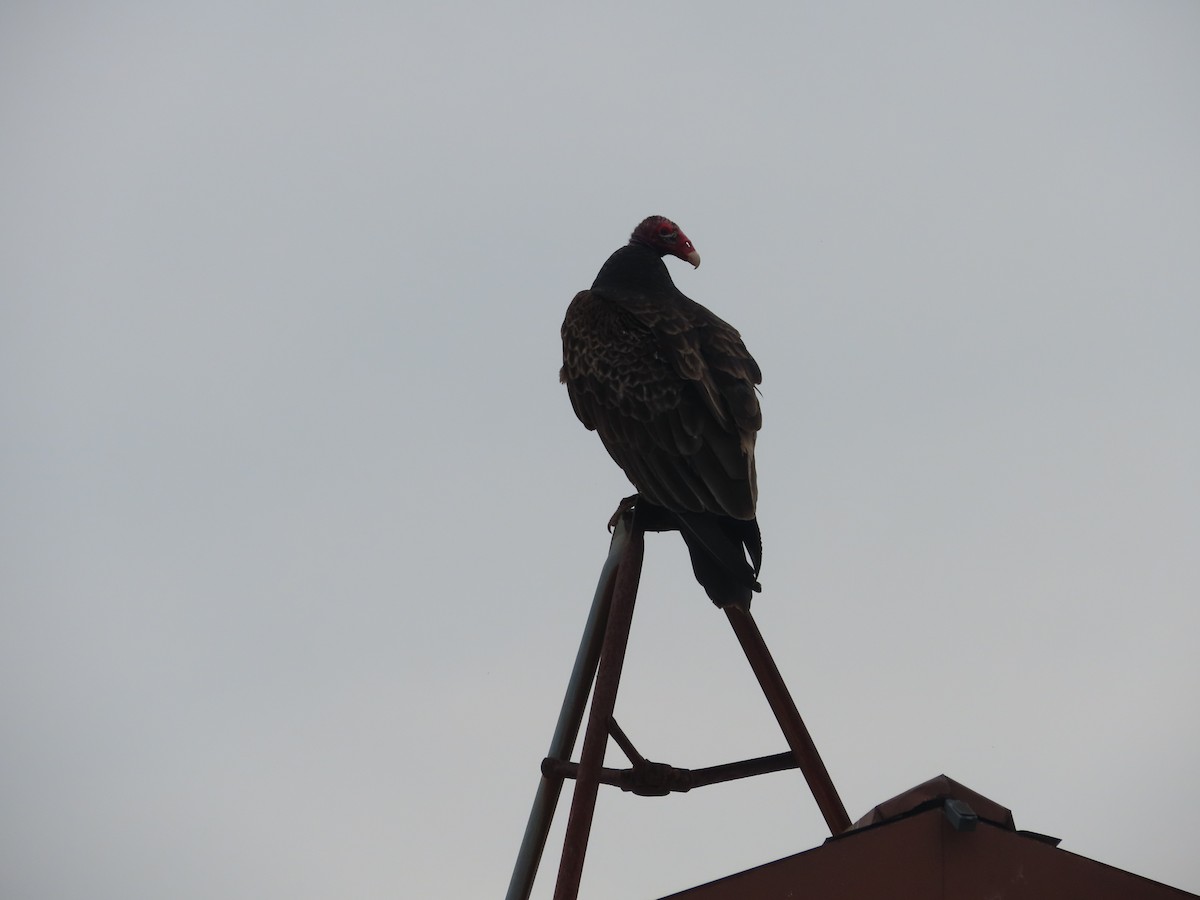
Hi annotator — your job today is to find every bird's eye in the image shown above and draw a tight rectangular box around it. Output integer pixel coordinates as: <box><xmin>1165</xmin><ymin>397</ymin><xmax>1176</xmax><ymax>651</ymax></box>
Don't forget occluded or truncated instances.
<box><xmin>658</xmin><ymin>226</ymin><xmax>674</xmax><ymax>238</ymax></box>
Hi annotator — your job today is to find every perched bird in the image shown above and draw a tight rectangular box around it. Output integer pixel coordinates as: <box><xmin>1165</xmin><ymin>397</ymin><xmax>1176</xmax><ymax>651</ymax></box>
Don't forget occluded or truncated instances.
<box><xmin>561</xmin><ymin>216</ymin><xmax>763</xmax><ymax>608</ymax></box>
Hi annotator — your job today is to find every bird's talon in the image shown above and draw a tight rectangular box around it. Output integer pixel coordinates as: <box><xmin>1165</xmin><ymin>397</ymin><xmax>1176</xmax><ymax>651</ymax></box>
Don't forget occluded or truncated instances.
<box><xmin>608</xmin><ymin>494</ymin><xmax>641</xmax><ymax>530</ymax></box>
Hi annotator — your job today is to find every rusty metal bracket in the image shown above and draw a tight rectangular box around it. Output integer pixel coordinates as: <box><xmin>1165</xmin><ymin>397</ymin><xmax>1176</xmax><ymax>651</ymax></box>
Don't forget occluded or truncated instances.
<box><xmin>541</xmin><ymin>749</ymin><xmax>799</xmax><ymax>796</ymax></box>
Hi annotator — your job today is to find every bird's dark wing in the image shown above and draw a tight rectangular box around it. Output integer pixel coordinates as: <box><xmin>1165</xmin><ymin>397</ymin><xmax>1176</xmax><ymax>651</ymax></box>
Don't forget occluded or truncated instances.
<box><xmin>560</xmin><ymin>289</ymin><xmax>761</xmax><ymax>521</ymax></box>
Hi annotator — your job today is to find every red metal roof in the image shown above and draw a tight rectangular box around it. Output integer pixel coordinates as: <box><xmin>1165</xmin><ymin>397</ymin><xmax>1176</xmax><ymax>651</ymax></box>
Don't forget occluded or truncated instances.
<box><xmin>660</xmin><ymin>776</ymin><xmax>1197</xmax><ymax>900</ymax></box>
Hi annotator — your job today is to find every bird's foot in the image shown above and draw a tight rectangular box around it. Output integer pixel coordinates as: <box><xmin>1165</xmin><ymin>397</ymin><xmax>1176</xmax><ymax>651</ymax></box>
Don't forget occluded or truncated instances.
<box><xmin>608</xmin><ymin>494</ymin><xmax>641</xmax><ymax>531</ymax></box>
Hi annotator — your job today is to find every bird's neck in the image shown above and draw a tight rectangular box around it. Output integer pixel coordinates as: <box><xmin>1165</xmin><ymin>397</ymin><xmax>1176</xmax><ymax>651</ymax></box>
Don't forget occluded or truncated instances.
<box><xmin>591</xmin><ymin>244</ymin><xmax>678</xmax><ymax>294</ymax></box>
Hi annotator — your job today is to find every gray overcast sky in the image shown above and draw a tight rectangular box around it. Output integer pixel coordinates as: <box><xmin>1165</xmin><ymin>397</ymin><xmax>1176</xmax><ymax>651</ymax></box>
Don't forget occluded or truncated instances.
<box><xmin>2</xmin><ymin>2</ymin><xmax>1198</xmax><ymax>897</ymax></box>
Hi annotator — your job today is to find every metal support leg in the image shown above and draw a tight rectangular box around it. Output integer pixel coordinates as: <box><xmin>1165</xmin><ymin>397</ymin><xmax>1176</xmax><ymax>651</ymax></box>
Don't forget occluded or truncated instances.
<box><xmin>724</xmin><ymin>605</ymin><xmax>851</xmax><ymax>835</ymax></box>
<box><xmin>505</xmin><ymin>518</ymin><xmax>631</xmax><ymax>900</ymax></box>
<box><xmin>552</xmin><ymin>522</ymin><xmax>646</xmax><ymax>900</ymax></box>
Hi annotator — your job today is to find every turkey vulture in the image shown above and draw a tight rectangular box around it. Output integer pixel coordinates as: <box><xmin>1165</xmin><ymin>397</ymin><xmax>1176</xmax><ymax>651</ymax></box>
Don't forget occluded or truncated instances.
<box><xmin>560</xmin><ymin>216</ymin><xmax>763</xmax><ymax>608</ymax></box>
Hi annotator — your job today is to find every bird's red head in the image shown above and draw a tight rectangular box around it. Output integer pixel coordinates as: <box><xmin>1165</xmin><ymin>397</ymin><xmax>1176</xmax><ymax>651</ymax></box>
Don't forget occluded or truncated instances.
<box><xmin>629</xmin><ymin>216</ymin><xmax>701</xmax><ymax>268</ymax></box>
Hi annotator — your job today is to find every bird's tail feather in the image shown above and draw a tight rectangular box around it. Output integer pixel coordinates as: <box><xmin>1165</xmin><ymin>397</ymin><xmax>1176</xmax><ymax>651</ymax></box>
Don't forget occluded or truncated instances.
<box><xmin>633</xmin><ymin>501</ymin><xmax>762</xmax><ymax>609</ymax></box>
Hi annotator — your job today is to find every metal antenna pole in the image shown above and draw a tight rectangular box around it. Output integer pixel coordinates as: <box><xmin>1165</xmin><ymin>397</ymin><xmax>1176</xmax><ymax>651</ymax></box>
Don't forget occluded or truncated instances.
<box><xmin>505</xmin><ymin>518</ymin><xmax>631</xmax><ymax>900</ymax></box>
<box><xmin>724</xmin><ymin>605</ymin><xmax>851</xmax><ymax>834</ymax></box>
<box><xmin>552</xmin><ymin>520</ymin><xmax>645</xmax><ymax>900</ymax></box>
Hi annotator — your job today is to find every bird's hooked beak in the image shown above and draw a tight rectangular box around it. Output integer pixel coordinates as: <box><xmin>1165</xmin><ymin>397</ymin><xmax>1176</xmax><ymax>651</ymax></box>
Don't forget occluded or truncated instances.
<box><xmin>677</xmin><ymin>236</ymin><xmax>700</xmax><ymax>268</ymax></box>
